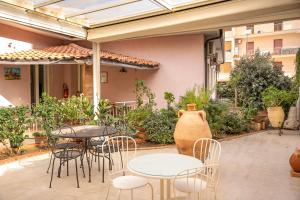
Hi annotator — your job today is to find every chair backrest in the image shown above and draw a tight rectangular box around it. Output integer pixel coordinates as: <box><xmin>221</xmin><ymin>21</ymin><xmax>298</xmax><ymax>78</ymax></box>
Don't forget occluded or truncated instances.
<box><xmin>50</xmin><ymin>125</ymin><xmax>77</xmax><ymax>151</ymax></box>
<box><xmin>193</xmin><ymin>138</ymin><xmax>221</xmax><ymax>164</ymax></box>
<box><xmin>102</xmin><ymin>136</ymin><xmax>136</xmax><ymax>176</ymax></box>
<box><xmin>173</xmin><ymin>164</ymin><xmax>219</xmax><ymax>200</ymax></box>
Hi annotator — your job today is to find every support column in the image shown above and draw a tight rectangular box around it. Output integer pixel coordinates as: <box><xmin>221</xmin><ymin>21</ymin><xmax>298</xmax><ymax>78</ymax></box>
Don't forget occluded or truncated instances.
<box><xmin>92</xmin><ymin>42</ymin><xmax>101</xmax><ymax>113</ymax></box>
<box><xmin>34</xmin><ymin>65</ymin><xmax>39</xmax><ymax>104</ymax></box>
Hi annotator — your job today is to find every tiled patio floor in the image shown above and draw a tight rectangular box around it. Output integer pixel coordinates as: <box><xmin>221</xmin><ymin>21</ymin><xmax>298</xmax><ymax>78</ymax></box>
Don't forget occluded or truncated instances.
<box><xmin>0</xmin><ymin>130</ymin><xmax>299</xmax><ymax>200</ymax></box>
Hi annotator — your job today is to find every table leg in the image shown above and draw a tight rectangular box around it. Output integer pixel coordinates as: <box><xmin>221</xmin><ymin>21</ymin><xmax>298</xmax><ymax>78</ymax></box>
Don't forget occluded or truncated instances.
<box><xmin>85</xmin><ymin>139</ymin><xmax>91</xmax><ymax>183</ymax></box>
<box><xmin>166</xmin><ymin>179</ymin><xmax>171</xmax><ymax>200</ymax></box>
<box><xmin>160</xmin><ymin>179</ymin><xmax>165</xmax><ymax>200</ymax></box>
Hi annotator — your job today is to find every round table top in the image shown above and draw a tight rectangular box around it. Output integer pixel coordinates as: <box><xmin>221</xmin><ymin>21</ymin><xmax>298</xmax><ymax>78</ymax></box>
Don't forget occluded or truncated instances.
<box><xmin>128</xmin><ymin>153</ymin><xmax>203</xmax><ymax>179</ymax></box>
<box><xmin>54</xmin><ymin>125</ymin><xmax>117</xmax><ymax>138</ymax></box>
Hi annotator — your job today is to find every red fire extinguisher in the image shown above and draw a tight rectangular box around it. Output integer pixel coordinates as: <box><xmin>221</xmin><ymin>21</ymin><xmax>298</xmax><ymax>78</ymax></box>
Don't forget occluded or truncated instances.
<box><xmin>63</xmin><ymin>83</ymin><xmax>69</xmax><ymax>98</ymax></box>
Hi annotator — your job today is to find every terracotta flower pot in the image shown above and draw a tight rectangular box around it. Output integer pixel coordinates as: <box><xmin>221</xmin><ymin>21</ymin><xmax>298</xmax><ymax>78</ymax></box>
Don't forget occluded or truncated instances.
<box><xmin>290</xmin><ymin>148</ymin><xmax>300</xmax><ymax>173</ymax></box>
<box><xmin>174</xmin><ymin>104</ymin><xmax>212</xmax><ymax>157</ymax></box>
<box><xmin>267</xmin><ymin>106</ymin><xmax>285</xmax><ymax>128</ymax></box>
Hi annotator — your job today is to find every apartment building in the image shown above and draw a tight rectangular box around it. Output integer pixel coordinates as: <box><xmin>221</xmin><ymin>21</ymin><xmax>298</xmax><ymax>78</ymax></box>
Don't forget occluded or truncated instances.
<box><xmin>219</xmin><ymin>20</ymin><xmax>300</xmax><ymax>81</ymax></box>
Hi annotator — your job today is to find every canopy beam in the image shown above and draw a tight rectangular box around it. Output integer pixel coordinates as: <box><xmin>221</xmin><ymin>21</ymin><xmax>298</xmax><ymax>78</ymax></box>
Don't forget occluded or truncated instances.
<box><xmin>34</xmin><ymin>0</ymin><xmax>64</xmax><ymax>9</ymax></box>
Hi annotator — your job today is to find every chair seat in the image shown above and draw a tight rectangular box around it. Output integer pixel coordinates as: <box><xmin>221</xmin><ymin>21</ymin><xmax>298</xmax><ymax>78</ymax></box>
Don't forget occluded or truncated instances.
<box><xmin>112</xmin><ymin>175</ymin><xmax>148</xmax><ymax>190</ymax></box>
<box><xmin>54</xmin><ymin>150</ymin><xmax>82</xmax><ymax>159</ymax></box>
<box><xmin>56</xmin><ymin>142</ymin><xmax>80</xmax><ymax>149</ymax></box>
<box><xmin>174</xmin><ymin>178</ymin><xmax>207</xmax><ymax>193</ymax></box>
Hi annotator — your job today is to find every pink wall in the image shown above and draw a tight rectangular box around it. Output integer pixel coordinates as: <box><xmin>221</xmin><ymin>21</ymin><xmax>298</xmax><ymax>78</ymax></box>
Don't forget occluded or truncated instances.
<box><xmin>0</xmin><ymin>23</ymin><xmax>64</xmax><ymax>48</ymax></box>
<box><xmin>0</xmin><ymin>65</ymin><xmax>31</xmax><ymax>105</ymax></box>
<box><xmin>102</xmin><ymin>34</ymin><xmax>205</xmax><ymax>108</ymax></box>
<box><xmin>0</xmin><ymin>23</ymin><xmax>67</xmax><ymax>106</ymax></box>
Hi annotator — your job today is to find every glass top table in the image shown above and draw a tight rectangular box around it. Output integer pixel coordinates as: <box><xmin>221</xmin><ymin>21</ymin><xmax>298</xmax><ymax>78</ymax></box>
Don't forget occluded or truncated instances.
<box><xmin>128</xmin><ymin>153</ymin><xmax>203</xmax><ymax>200</ymax></box>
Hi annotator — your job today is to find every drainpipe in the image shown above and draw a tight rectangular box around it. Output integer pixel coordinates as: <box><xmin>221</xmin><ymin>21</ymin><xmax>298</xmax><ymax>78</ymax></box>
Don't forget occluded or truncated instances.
<box><xmin>204</xmin><ymin>29</ymin><xmax>224</xmax><ymax>89</ymax></box>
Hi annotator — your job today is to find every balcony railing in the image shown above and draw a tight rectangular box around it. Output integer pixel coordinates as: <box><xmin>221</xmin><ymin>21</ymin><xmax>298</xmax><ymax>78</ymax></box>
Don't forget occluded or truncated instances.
<box><xmin>273</xmin><ymin>47</ymin><xmax>299</xmax><ymax>55</ymax></box>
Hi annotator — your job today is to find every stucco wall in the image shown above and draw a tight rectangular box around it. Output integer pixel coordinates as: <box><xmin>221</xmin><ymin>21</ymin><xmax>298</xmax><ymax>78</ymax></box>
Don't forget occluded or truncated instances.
<box><xmin>0</xmin><ymin>65</ymin><xmax>31</xmax><ymax>106</ymax></box>
<box><xmin>101</xmin><ymin>34</ymin><xmax>205</xmax><ymax>108</ymax></box>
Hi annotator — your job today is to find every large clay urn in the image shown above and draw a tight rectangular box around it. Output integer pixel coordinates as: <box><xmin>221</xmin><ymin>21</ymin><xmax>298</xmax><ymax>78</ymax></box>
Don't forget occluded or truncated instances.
<box><xmin>267</xmin><ymin>106</ymin><xmax>285</xmax><ymax>128</ymax></box>
<box><xmin>290</xmin><ymin>148</ymin><xmax>300</xmax><ymax>173</ymax></box>
<box><xmin>174</xmin><ymin>103</ymin><xmax>212</xmax><ymax>157</ymax></box>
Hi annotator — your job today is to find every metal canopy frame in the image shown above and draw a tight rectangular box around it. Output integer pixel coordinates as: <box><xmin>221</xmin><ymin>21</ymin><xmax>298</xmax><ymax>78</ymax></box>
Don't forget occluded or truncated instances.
<box><xmin>0</xmin><ymin>0</ymin><xmax>224</xmax><ymax>27</ymax></box>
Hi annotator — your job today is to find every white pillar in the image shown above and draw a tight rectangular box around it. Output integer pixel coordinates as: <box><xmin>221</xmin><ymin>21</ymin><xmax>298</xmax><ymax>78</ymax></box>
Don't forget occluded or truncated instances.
<box><xmin>34</xmin><ymin>65</ymin><xmax>39</xmax><ymax>104</ymax></box>
<box><xmin>92</xmin><ymin>42</ymin><xmax>101</xmax><ymax>113</ymax></box>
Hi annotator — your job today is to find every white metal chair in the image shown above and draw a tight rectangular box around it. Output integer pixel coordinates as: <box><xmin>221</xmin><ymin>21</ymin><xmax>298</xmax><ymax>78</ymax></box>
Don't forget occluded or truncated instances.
<box><xmin>193</xmin><ymin>138</ymin><xmax>221</xmax><ymax>200</ymax></box>
<box><xmin>172</xmin><ymin>164</ymin><xmax>219</xmax><ymax>200</ymax></box>
<box><xmin>103</xmin><ymin>136</ymin><xmax>153</xmax><ymax>200</ymax></box>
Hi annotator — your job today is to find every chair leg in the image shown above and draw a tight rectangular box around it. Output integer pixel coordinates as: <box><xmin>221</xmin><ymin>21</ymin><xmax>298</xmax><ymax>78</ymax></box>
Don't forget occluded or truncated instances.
<box><xmin>98</xmin><ymin>152</ymin><xmax>100</xmax><ymax>172</ymax></box>
<box><xmin>148</xmin><ymin>183</ymin><xmax>154</xmax><ymax>200</ymax></box>
<box><xmin>58</xmin><ymin>158</ymin><xmax>62</xmax><ymax>178</ymax></box>
<box><xmin>117</xmin><ymin>190</ymin><xmax>121</xmax><ymax>200</ymax></box>
<box><xmin>75</xmin><ymin>158</ymin><xmax>80</xmax><ymax>188</ymax></box>
<box><xmin>131</xmin><ymin>189</ymin><xmax>133</xmax><ymax>200</ymax></box>
<box><xmin>102</xmin><ymin>156</ymin><xmax>105</xmax><ymax>183</ymax></box>
<box><xmin>81</xmin><ymin>155</ymin><xmax>85</xmax><ymax>178</ymax></box>
<box><xmin>46</xmin><ymin>153</ymin><xmax>53</xmax><ymax>174</ymax></box>
<box><xmin>49</xmin><ymin>157</ymin><xmax>55</xmax><ymax>188</ymax></box>
<box><xmin>105</xmin><ymin>184</ymin><xmax>111</xmax><ymax>200</ymax></box>
<box><xmin>67</xmin><ymin>159</ymin><xmax>69</xmax><ymax>176</ymax></box>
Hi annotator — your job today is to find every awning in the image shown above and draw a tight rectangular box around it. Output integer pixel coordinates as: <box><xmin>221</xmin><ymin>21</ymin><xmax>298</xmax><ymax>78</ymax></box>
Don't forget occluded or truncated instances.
<box><xmin>0</xmin><ymin>43</ymin><xmax>159</xmax><ymax>69</ymax></box>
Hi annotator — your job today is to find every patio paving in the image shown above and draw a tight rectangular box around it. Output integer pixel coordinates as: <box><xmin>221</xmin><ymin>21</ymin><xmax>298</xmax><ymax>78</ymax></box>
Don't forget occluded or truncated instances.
<box><xmin>0</xmin><ymin>130</ymin><xmax>299</xmax><ymax>200</ymax></box>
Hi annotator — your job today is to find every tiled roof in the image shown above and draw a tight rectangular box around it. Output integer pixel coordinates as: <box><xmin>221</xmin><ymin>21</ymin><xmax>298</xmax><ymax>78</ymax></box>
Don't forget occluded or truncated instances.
<box><xmin>0</xmin><ymin>43</ymin><xmax>159</xmax><ymax>68</ymax></box>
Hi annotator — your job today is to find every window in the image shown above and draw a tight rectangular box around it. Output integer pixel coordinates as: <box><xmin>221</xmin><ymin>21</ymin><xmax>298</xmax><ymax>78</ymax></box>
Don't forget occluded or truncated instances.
<box><xmin>246</xmin><ymin>42</ymin><xmax>254</xmax><ymax>55</ymax></box>
<box><xmin>246</xmin><ymin>25</ymin><xmax>254</xmax><ymax>34</ymax></box>
<box><xmin>225</xmin><ymin>41</ymin><xmax>232</xmax><ymax>52</ymax></box>
<box><xmin>273</xmin><ymin>39</ymin><xmax>283</xmax><ymax>54</ymax></box>
<box><xmin>274</xmin><ymin>21</ymin><xmax>283</xmax><ymax>31</ymax></box>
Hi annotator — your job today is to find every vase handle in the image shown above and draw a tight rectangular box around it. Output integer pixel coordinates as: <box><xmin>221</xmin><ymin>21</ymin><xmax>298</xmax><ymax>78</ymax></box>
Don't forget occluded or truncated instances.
<box><xmin>178</xmin><ymin>110</ymin><xmax>185</xmax><ymax>118</ymax></box>
<box><xmin>198</xmin><ymin>111</ymin><xmax>206</xmax><ymax>121</ymax></box>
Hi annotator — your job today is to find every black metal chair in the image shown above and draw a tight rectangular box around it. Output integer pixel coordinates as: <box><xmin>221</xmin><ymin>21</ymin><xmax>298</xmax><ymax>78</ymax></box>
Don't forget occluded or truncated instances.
<box><xmin>48</xmin><ymin>125</ymin><xmax>85</xmax><ymax>188</ymax></box>
<box><xmin>88</xmin><ymin>126</ymin><xmax>114</xmax><ymax>183</ymax></box>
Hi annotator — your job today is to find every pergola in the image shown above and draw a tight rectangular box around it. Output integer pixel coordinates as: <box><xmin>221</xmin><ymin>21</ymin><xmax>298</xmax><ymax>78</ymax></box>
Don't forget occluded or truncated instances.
<box><xmin>0</xmin><ymin>0</ymin><xmax>299</xmax><ymax>109</ymax></box>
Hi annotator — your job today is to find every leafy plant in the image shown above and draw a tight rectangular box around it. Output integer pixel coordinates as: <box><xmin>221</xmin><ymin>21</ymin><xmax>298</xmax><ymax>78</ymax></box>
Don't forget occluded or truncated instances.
<box><xmin>164</xmin><ymin>92</ymin><xmax>175</xmax><ymax>109</ymax></box>
<box><xmin>0</xmin><ymin>106</ymin><xmax>31</xmax><ymax>152</ymax></box>
<box><xmin>143</xmin><ymin>109</ymin><xmax>177</xmax><ymax>144</ymax></box>
<box><xmin>262</xmin><ymin>86</ymin><xmax>297</xmax><ymax>111</ymax></box>
<box><xmin>95</xmin><ymin>99</ymin><xmax>114</xmax><ymax>126</ymax></box>
<box><xmin>216</xmin><ymin>82</ymin><xmax>235</xmax><ymax>99</ymax></box>
<box><xmin>32</xmin><ymin>132</ymin><xmax>47</xmax><ymax>137</ymax></box>
<box><xmin>135</xmin><ymin>79</ymin><xmax>156</xmax><ymax>109</ymax></box>
<box><xmin>230</xmin><ymin>50</ymin><xmax>292</xmax><ymax>112</ymax></box>
<box><xmin>32</xmin><ymin>93</ymin><xmax>61</xmax><ymax>136</ymax></box>
<box><xmin>295</xmin><ymin>48</ymin><xmax>300</xmax><ymax>86</ymax></box>
<box><xmin>177</xmin><ymin>86</ymin><xmax>211</xmax><ymax>110</ymax></box>
<box><xmin>222</xmin><ymin>112</ymin><xmax>248</xmax><ymax>134</ymax></box>
<box><xmin>61</xmin><ymin>95</ymin><xmax>94</xmax><ymax>124</ymax></box>
<box><xmin>126</xmin><ymin>107</ymin><xmax>152</xmax><ymax>128</ymax></box>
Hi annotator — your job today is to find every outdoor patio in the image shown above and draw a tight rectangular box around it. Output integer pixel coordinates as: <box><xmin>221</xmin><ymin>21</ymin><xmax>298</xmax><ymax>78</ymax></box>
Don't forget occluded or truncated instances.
<box><xmin>0</xmin><ymin>130</ymin><xmax>299</xmax><ymax>200</ymax></box>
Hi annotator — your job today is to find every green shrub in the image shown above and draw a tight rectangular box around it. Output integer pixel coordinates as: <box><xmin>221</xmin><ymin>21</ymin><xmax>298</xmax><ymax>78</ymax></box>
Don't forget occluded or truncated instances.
<box><xmin>177</xmin><ymin>86</ymin><xmax>210</xmax><ymax>110</ymax></box>
<box><xmin>143</xmin><ymin>109</ymin><xmax>177</xmax><ymax>144</ymax></box>
<box><xmin>230</xmin><ymin>50</ymin><xmax>292</xmax><ymax>112</ymax></box>
<box><xmin>222</xmin><ymin>112</ymin><xmax>248</xmax><ymax>134</ymax></box>
<box><xmin>164</xmin><ymin>92</ymin><xmax>175</xmax><ymax>109</ymax></box>
<box><xmin>61</xmin><ymin>95</ymin><xmax>93</xmax><ymax>124</ymax></box>
<box><xmin>126</xmin><ymin>107</ymin><xmax>152</xmax><ymax>128</ymax></box>
<box><xmin>216</xmin><ymin>82</ymin><xmax>235</xmax><ymax>99</ymax></box>
<box><xmin>204</xmin><ymin>101</ymin><xmax>248</xmax><ymax>136</ymax></box>
<box><xmin>0</xmin><ymin>106</ymin><xmax>31</xmax><ymax>151</ymax></box>
<box><xmin>295</xmin><ymin>48</ymin><xmax>300</xmax><ymax>85</ymax></box>
<box><xmin>33</xmin><ymin>93</ymin><xmax>61</xmax><ymax>136</ymax></box>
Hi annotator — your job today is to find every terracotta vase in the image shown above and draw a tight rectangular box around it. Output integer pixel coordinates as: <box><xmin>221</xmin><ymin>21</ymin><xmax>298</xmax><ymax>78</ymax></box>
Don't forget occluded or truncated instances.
<box><xmin>290</xmin><ymin>148</ymin><xmax>300</xmax><ymax>173</ymax></box>
<box><xmin>174</xmin><ymin>104</ymin><xmax>212</xmax><ymax>156</ymax></box>
<box><xmin>267</xmin><ymin>106</ymin><xmax>285</xmax><ymax>128</ymax></box>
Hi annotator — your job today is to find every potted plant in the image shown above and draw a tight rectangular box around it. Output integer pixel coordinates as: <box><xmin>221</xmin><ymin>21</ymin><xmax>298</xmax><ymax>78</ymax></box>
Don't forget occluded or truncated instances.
<box><xmin>33</xmin><ymin>132</ymin><xmax>48</xmax><ymax>147</ymax></box>
<box><xmin>262</xmin><ymin>86</ymin><xmax>295</xmax><ymax>128</ymax></box>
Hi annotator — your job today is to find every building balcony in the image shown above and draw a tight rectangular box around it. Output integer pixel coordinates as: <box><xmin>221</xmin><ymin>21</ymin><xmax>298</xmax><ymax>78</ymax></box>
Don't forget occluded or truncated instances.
<box><xmin>273</xmin><ymin>47</ymin><xmax>299</xmax><ymax>55</ymax></box>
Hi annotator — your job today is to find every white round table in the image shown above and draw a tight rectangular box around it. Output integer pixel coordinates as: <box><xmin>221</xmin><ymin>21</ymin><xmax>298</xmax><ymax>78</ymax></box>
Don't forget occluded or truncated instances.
<box><xmin>128</xmin><ymin>153</ymin><xmax>203</xmax><ymax>200</ymax></box>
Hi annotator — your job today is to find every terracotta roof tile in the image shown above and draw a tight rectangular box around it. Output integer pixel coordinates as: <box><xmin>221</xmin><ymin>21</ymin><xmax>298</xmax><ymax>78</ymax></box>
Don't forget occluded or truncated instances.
<box><xmin>0</xmin><ymin>43</ymin><xmax>159</xmax><ymax>68</ymax></box>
